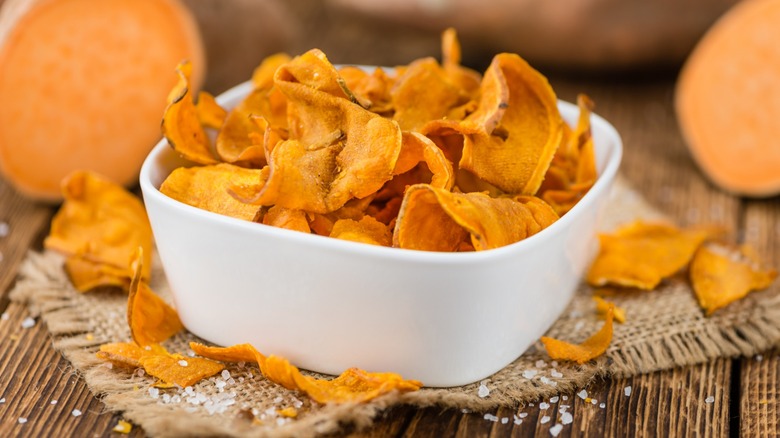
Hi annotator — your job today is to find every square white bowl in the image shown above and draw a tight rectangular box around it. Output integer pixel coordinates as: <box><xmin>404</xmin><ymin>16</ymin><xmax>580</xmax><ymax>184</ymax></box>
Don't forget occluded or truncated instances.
<box><xmin>139</xmin><ymin>80</ymin><xmax>622</xmax><ymax>387</ymax></box>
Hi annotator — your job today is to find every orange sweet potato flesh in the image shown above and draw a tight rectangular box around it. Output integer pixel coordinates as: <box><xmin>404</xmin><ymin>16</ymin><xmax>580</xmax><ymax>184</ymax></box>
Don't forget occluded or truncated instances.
<box><xmin>675</xmin><ymin>0</ymin><xmax>780</xmax><ymax>197</ymax></box>
<box><xmin>0</xmin><ymin>0</ymin><xmax>205</xmax><ymax>201</ymax></box>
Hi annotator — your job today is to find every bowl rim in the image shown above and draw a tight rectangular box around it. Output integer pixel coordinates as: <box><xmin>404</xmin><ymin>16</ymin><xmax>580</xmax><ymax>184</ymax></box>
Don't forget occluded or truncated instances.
<box><xmin>139</xmin><ymin>81</ymin><xmax>622</xmax><ymax>266</ymax></box>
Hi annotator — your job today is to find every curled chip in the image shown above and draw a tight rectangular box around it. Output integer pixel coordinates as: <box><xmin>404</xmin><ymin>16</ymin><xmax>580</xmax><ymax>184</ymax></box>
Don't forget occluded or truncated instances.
<box><xmin>541</xmin><ymin>305</ymin><xmax>614</xmax><ymax>364</ymax></box>
<box><xmin>391</xmin><ymin>57</ymin><xmax>462</xmax><ymax>131</ymax></box>
<box><xmin>160</xmin><ymin>164</ymin><xmax>265</xmax><ymax>221</ymax></box>
<box><xmin>593</xmin><ymin>295</ymin><xmax>626</xmax><ymax>323</ymax></box>
<box><xmin>195</xmin><ymin>91</ymin><xmax>227</xmax><ymax>130</ymax></box>
<box><xmin>261</xmin><ymin>205</ymin><xmax>311</xmax><ymax>233</ymax></box>
<box><xmin>45</xmin><ymin>170</ymin><xmax>153</xmax><ymax>289</ymax></box>
<box><xmin>161</xmin><ymin>61</ymin><xmax>218</xmax><ymax>165</ymax></box>
<box><xmin>690</xmin><ymin>243</ymin><xmax>778</xmax><ymax>315</ymax></box>
<box><xmin>127</xmin><ymin>249</ymin><xmax>183</xmax><ymax>347</ymax></box>
<box><xmin>394</xmin><ymin>184</ymin><xmax>558</xmax><ymax>251</ymax></box>
<box><xmin>458</xmin><ymin>53</ymin><xmax>563</xmax><ymax>195</ymax></box>
<box><xmin>587</xmin><ymin>221</ymin><xmax>715</xmax><ymax>290</ymax></box>
<box><xmin>330</xmin><ymin>216</ymin><xmax>392</xmax><ymax>246</ymax></box>
<box><xmin>190</xmin><ymin>342</ymin><xmax>422</xmax><ymax>404</ymax></box>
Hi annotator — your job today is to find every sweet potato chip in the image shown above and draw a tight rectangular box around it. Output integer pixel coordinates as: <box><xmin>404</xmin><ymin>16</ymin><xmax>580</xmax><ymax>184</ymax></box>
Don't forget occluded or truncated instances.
<box><xmin>190</xmin><ymin>342</ymin><xmax>422</xmax><ymax>404</ymax></box>
<box><xmin>160</xmin><ymin>164</ymin><xmax>265</xmax><ymax>221</ymax></box>
<box><xmin>690</xmin><ymin>243</ymin><xmax>778</xmax><ymax>315</ymax></box>
<box><xmin>251</xmin><ymin>53</ymin><xmax>292</xmax><ymax>90</ymax></box>
<box><xmin>587</xmin><ymin>221</ymin><xmax>714</xmax><ymax>290</ymax></box>
<box><xmin>140</xmin><ymin>354</ymin><xmax>225</xmax><ymax>388</ymax></box>
<box><xmin>394</xmin><ymin>132</ymin><xmax>454</xmax><ymax>190</ymax></box>
<box><xmin>127</xmin><ymin>249</ymin><xmax>183</xmax><ymax>347</ymax></box>
<box><xmin>161</xmin><ymin>61</ymin><xmax>218</xmax><ymax>165</ymax></box>
<box><xmin>251</xmin><ymin>50</ymin><xmax>402</xmax><ymax>213</ymax></box>
<box><xmin>261</xmin><ymin>205</ymin><xmax>311</xmax><ymax>233</ymax></box>
<box><xmin>330</xmin><ymin>216</ymin><xmax>392</xmax><ymax>246</ymax></box>
<box><xmin>391</xmin><ymin>57</ymin><xmax>462</xmax><ymax>131</ymax></box>
<box><xmin>394</xmin><ymin>185</ymin><xmax>558</xmax><ymax>251</ymax></box>
<box><xmin>541</xmin><ymin>305</ymin><xmax>614</xmax><ymax>364</ymax></box>
<box><xmin>196</xmin><ymin>91</ymin><xmax>227</xmax><ymax>130</ymax></box>
<box><xmin>96</xmin><ymin>342</ymin><xmax>168</xmax><ymax>369</ymax></box>
<box><xmin>215</xmin><ymin>89</ymin><xmax>272</xmax><ymax>166</ymax></box>
<box><xmin>64</xmin><ymin>255</ymin><xmax>130</xmax><ymax>292</ymax></box>
<box><xmin>44</xmin><ymin>171</ymin><xmax>153</xmax><ymax>285</ymax></box>
<box><xmin>593</xmin><ymin>296</ymin><xmax>626</xmax><ymax>323</ymax></box>
<box><xmin>459</xmin><ymin>53</ymin><xmax>563</xmax><ymax>195</ymax></box>
<box><xmin>440</xmin><ymin>27</ymin><xmax>481</xmax><ymax>99</ymax></box>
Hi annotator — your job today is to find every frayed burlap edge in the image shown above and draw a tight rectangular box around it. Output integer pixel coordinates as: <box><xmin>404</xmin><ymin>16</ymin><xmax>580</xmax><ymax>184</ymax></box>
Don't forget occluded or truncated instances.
<box><xmin>9</xmin><ymin>178</ymin><xmax>780</xmax><ymax>437</ymax></box>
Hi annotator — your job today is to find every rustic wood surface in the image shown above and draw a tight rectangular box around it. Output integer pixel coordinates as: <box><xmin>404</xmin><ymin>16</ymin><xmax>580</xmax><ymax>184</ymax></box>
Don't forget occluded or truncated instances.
<box><xmin>0</xmin><ymin>73</ymin><xmax>778</xmax><ymax>437</ymax></box>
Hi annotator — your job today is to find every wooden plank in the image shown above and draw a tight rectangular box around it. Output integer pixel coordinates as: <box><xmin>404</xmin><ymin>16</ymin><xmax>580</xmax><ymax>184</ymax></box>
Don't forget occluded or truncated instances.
<box><xmin>0</xmin><ymin>179</ymin><xmax>54</xmax><ymax>301</ymax></box>
<box><xmin>0</xmin><ymin>300</ymin><xmax>144</xmax><ymax>437</ymax></box>
<box><xmin>739</xmin><ymin>196</ymin><xmax>780</xmax><ymax>437</ymax></box>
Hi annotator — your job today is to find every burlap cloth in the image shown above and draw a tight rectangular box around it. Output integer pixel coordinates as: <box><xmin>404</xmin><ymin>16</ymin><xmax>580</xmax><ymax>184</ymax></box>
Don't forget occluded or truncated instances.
<box><xmin>10</xmin><ymin>177</ymin><xmax>780</xmax><ymax>437</ymax></box>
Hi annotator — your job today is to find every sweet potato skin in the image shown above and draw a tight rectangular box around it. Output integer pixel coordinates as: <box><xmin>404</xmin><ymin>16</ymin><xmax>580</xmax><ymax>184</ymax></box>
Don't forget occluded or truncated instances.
<box><xmin>0</xmin><ymin>0</ymin><xmax>205</xmax><ymax>201</ymax></box>
<box><xmin>675</xmin><ymin>0</ymin><xmax>780</xmax><ymax>197</ymax></box>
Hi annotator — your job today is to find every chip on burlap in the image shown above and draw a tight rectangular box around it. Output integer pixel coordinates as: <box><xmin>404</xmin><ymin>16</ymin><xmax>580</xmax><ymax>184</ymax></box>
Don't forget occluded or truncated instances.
<box><xmin>10</xmin><ymin>177</ymin><xmax>780</xmax><ymax>437</ymax></box>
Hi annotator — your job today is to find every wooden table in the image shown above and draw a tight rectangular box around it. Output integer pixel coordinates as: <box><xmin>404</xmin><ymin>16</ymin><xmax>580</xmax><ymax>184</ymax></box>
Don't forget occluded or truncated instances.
<box><xmin>0</xmin><ymin>74</ymin><xmax>778</xmax><ymax>437</ymax></box>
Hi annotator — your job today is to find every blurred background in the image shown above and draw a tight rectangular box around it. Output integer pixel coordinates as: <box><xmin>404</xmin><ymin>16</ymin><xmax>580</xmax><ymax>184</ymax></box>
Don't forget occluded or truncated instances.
<box><xmin>181</xmin><ymin>0</ymin><xmax>740</xmax><ymax>93</ymax></box>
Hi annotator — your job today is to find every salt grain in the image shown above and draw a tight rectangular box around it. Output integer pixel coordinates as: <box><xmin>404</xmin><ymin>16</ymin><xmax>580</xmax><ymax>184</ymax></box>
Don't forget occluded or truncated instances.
<box><xmin>21</xmin><ymin>317</ymin><xmax>36</xmax><ymax>329</ymax></box>
<box><xmin>514</xmin><ymin>417</ymin><xmax>523</xmax><ymax>425</ymax></box>
<box><xmin>50</xmin><ymin>400</ymin><xmax>57</xmax><ymax>405</ymax></box>
<box><xmin>551</xmin><ymin>370</ymin><xmax>564</xmax><ymax>378</ymax></box>
<box><xmin>484</xmin><ymin>413</ymin><xmax>499</xmax><ymax>422</ymax></box>
<box><xmin>705</xmin><ymin>396</ymin><xmax>715</xmax><ymax>404</ymax></box>
<box><xmin>18</xmin><ymin>417</ymin><xmax>27</xmax><ymax>424</ymax></box>
<box><xmin>561</xmin><ymin>412</ymin><xmax>573</xmax><ymax>425</ymax></box>
<box><xmin>550</xmin><ymin>396</ymin><xmax>559</xmax><ymax>403</ymax></box>
<box><xmin>550</xmin><ymin>424</ymin><xmax>564</xmax><ymax>437</ymax></box>
<box><xmin>577</xmin><ymin>390</ymin><xmax>588</xmax><ymax>399</ymax></box>
<box><xmin>461</xmin><ymin>408</ymin><xmax>470</xmax><ymax>414</ymax></box>
<box><xmin>148</xmin><ymin>387</ymin><xmax>160</xmax><ymax>399</ymax></box>
<box><xmin>501</xmin><ymin>417</ymin><xmax>509</xmax><ymax>424</ymax></box>
<box><xmin>522</xmin><ymin>369</ymin><xmax>538</xmax><ymax>379</ymax></box>
<box><xmin>72</xmin><ymin>409</ymin><xmax>82</xmax><ymax>417</ymax></box>
<box><xmin>529</xmin><ymin>403</ymin><xmax>535</xmax><ymax>407</ymax></box>
<box><xmin>0</xmin><ymin>398</ymin><xmax>5</xmax><ymax>403</ymax></box>
<box><xmin>178</xmin><ymin>360</ymin><xmax>188</xmax><ymax>367</ymax></box>
<box><xmin>562</xmin><ymin>395</ymin><xmax>568</xmax><ymax>401</ymax></box>
<box><xmin>221</xmin><ymin>370</ymin><xmax>231</xmax><ymax>380</ymax></box>
<box><xmin>599</xmin><ymin>403</ymin><xmax>606</xmax><ymax>409</ymax></box>
<box><xmin>624</xmin><ymin>386</ymin><xmax>632</xmax><ymax>397</ymax></box>
<box><xmin>0</xmin><ymin>222</ymin><xmax>9</xmax><ymax>237</ymax></box>
<box><xmin>756</xmin><ymin>355</ymin><xmax>764</xmax><ymax>362</ymax></box>
<box><xmin>1</xmin><ymin>312</ymin><xmax>8</xmax><ymax>320</ymax></box>
<box><xmin>535</xmin><ymin>360</ymin><xmax>547</xmax><ymax>368</ymax></box>
<box><xmin>518</xmin><ymin>412</ymin><xmax>528</xmax><ymax>418</ymax></box>
<box><xmin>539</xmin><ymin>402</ymin><xmax>550</xmax><ymax>410</ymax></box>
<box><xmin>591</xmin><ymin>399</ymin><xmax>598</xmax><ymax>405</ymax></box>
<box><xmin>478</xmin><ymin>383</ymin><xmax>490</xmax><ymax>398</ymax></box>
<box><xmin>540</xmin><ymin>415</ymin><xmax>551</xmax><ymax>424</ymax></box>
<box><xmin>273</xmin><ymin>396</ymin><xmax>284</xmax><ymax>404</ymax></box>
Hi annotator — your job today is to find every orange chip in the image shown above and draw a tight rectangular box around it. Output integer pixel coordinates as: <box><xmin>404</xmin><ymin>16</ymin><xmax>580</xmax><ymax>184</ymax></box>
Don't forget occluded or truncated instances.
<box><xmin>541</xmin><ymin>305</ymin><xmax>614</xmax><ymax>364</ymax></box>
<box><xmin>195</xmin><ymin>91</ymin><xmax>227</xmax><ymax>130</ymax></box>
<box><xmin>690</xmin><ymin>243</ymin><xmax>778</xmax><ymax>315</ymax></box>
<box><xmin>458</xmin><ymin>53</ymin><xmax>563</xmax><ymax>195</ymax></box>
<box><xmin>161</xmin><ymin>61</ymin><xmax>218</xmax><ymax>165</ymax></box>
<box><xmin>262</xmin><ymin>205</ymin><xmax>311</xmax><ymax>233</ymax></box>
<box><xmin>251</xmin><ymin>53</ymin><xmax>292</xmax><ymax>90</ymax></box>
<box><xmin>330</xmin><ymin>216</ymin><xmax>392</xmax><ymax>246</ymax></box>
<box><xmin>394</xmin><ymin>132</ymin><xmax>454</xmax><ymax>190</ymax></box>
<box><xmin>593</xmin><ymin>296</ymin><xmax>626</xmax><ymax>323</ymax></box>
<box><xmin>215</xmin><ymin>89</ymin><xmax>272</xmax><ymax>166</ymax></box>
<box><xmin>440</xmin><ymin>27</ymin><xmax>481</xmax><ymax>99</ymax></box>
<box><xmin>394</xmin><ymin>184</ymin><xmax>558</xmax><ymax>251</ymax></box>
<box><xmin>64</xmin><ymin>255</ymin><xmax>131</xmax><ymax>292</ymax></box>
<box><xmin>391</xmin><ymin>57</ymin><xmax>462</xmax><ymax>131</ymax></box>
<box><xmin>586</xmin><ymin>221</ymin><xmax>715</xmax><ymax>290</ymax></box>
<box><xmin>139</xmin><ymin>354</ymin><xmax>225</xmax><ymax>388</ymax></box>
<box><xmin>339</xmin><ymin>66</ymin><xmax>395</xmax><ymax>113</ymax></box>
<box><xmin>44</xmin><ymin>170</ymin><xmax>153</xmax><ymax>284</ymax></box>
<box><xmin>96</xmin><ymin>342</ymin><xmax>168</xmax><ymax>369</ymax></box>
<box><xmin>160</xmin><ymin>164</ymin><xmax>265</xmax><ymax>221</ymax></box>
<box><xmin>251</xmin><ymin>50</ymin><xmax>402</xmax><ymax>213</ymax></box>
<box><xmin>190</xmin><ymin>342</ymin><xmax>422</xmax><ymax>404</ymax></box>
<box><xmin>127</xmin><ymin>249</ymin><xmax>183</xmax><ymax>347</ymax></box>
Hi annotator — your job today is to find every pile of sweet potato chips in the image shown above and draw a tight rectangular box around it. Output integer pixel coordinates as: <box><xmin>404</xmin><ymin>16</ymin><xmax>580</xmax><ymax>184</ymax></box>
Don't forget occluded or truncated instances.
<box><xmin>41</xmin><ymin>29</ymin><xmax>776</xmax><ymax>398</ymax></box>
<box><xmin>159</xmin><ymin>29</ymin><xmax>597</xmax><ymax>252</ymax></box>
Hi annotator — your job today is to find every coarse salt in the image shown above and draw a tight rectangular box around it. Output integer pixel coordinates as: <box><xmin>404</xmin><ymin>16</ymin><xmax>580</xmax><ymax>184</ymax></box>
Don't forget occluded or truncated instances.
<box><xmin>551</xmin><ymin>370</ymin><xmax>564</xmax><ymax>378</ymax></box>
<box><xmin>550</xmin><ymin>396</ymin><xmax>559</xmax><ymax>403</ymax></box>
<box><xmin>0</xmin><ymin>398</ymin><xmax>5</xmax><ymax>403</ymax></box>
<box><xmin>755</xmin><ymin>355</ymin><xmax>763</xmax><ymax>362</ymax></box>
<box><xmin>577</xmin><ymin>390</ymin><xmax>588</xmax><ymax>399</ymax></box>
<box><xmin>561</xmin><ymin>412</ymin><xmax>573</xmax><ymax>425</ymax></box>
<box><xmin>705</xmin><ymin>396</ymin><xmax>715</xmax><ymax>404</ymax></box>
<box><xmin>484</xmin><ymin>413</ymin><xmax>499</xmax><ymax>422</ymax></box>
<box><xmin>148</xmin><ymin>387</ymin><xmax>160</xmax><ymax>399</ymax></box>
<box><xmin>178</xmin><ymin>360</ymin><xmax>188</xmax><ymax>367</ymax></box>
<box><xmin>72</xmin><ymin>409</ymin><xmax>82</xmax><ymax>417</ymax></box>
<box><xmin>21</xmin><ymin>317</ymin><xmax>36</xmax><ymax>329</ymax></box>
<box><xmin>550</xmin><ymin>424</ymin><xmax>564</xmax><ymax>437</ymax></box>
<box><xmin>535</xmin><ymin>360</ymin><xmax>547</xmax><ymax>368</ymax></box>
<box><xmin>51</xmin><ymin>400</ymin><xmax>57</xmax><ymax>405</ymax></box>
<box><xmin>518</xmin><ymin>412</ymin><xmax>528</xmax><ymax>418</ymax></box>
<box><xmin>0</xmin><ymin>222</ymin><xmax>9</xmax><ymax>237</ymax></box>
<box><xmin>501</xmin><ymin>417</ymin><xmax>509</xmax><ymax>424</ymax></box>
<box><xmin>591</xmin><ymin>399</ymin><xmax>598</xmax><ymax>405</ymax></box>
<box><xmin>18</xmin><ymin>417</ymin><xmax>27</xmax><ymax>424</ymax></box>
<box><xmin>1</xmin><ymin>312</ymin><xmax>8</xmax><ymax>320</ymax></box>
<box><xmin>522</xmin><ymin>369</ymin><xmax>538</xmax><ymax>379</ymax></box>
<box><xmin>562</xmin><ymin>395</ymin><xmax>568</xmax><ymax>401</ymax></box>
<box><xmin>221</xmin><ymin>370</ymin><xmax>231</xmax><ymax>380</ymax></box>
<box><xmin>624</xmin><ymin>386</ymin><xmax>632</xmax><ymax>397</ymax></box>
<box><xmin>539</xmin><ymin>402</ymin><xmax>550</xmax><ymax>410</ymax></box>
<box><xmin>599</xmin><ymin>402</ymin><xmax>606</xmax><ymax>409</ymax></box>
<box><xmin>478</xmin><ymin>383</ymin><xmax>490</xmax><ymax>398</ymax></box>
<box><xmin>540</xmin><ymin>415</ymin><xmax>551</xmax><ymax>424</ymax></box>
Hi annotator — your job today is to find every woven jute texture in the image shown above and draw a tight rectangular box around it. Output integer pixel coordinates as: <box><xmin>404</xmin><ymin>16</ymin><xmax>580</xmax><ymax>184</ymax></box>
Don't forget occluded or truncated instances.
<box><xmin>10</xmin><ymin>177</ymin><xmax>780</xmax><ymax>437</ymax></box>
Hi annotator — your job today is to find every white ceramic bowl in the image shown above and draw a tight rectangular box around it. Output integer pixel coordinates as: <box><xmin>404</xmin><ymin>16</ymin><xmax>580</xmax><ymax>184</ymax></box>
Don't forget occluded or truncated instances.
<box><xmin>140</xmin><ymin>81</ymin><xmax>622</xmax><ymax>387</ymax></box>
